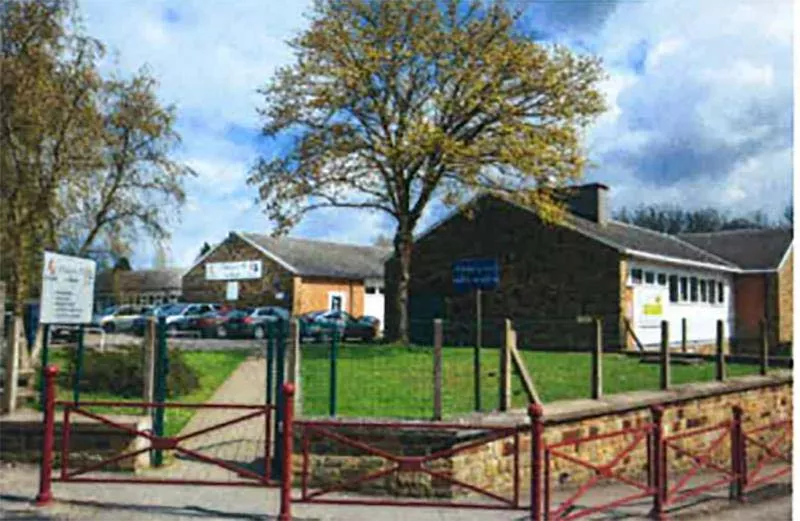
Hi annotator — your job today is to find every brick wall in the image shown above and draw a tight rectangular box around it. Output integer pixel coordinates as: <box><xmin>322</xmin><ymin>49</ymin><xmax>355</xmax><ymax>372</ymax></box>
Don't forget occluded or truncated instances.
<box><xmin>182</xmin><ymin>234</ymin><xmax>296</xmax><ymax>309</ymax></box>
<box><xmin>387</xmin><ymin>196</ymin><xmax>623</xmax><ymax>348</ymax></box>
<box><xmin>777</xmin><ymin>250</ymin><xmax>793</xmax><ymax>345</ymax></box>
<box><xmin>295</xmin><ymin>277</ymin><xmax>365</xmax><ymax>316</ymax></box>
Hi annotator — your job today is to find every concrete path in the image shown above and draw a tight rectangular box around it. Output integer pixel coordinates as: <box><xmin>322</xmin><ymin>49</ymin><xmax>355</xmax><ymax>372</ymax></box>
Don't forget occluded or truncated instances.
<box><xmin>0</xmin><ymin>462</ymin><xmax>791</xmax><ymax>520</ymax></box>
<box><xmin>141</xmin><ymin>357</ymin><xmax>271</xmax><ymax>483</ymax></box>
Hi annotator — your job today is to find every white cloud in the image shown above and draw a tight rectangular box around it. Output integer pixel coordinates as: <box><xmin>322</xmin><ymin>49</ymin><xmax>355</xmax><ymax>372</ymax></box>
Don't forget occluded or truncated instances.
<box><xmin>586</xmin><ymin>0</ymin><xmax>792</xmax><ymax>219</ymax></box>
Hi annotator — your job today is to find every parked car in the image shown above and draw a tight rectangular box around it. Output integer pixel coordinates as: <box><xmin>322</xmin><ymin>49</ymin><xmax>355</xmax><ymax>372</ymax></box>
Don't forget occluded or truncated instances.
<box><xmin>187</xmin><ymin>307</ymin><xmax>240</xmax><ymax>338</ymax></box>
<box><xmin>93</xmin><ymin>305</ymin><xmax>152</xmax><ymax>333</ymax></box>
<box><xmin>222</xmin><ymin>306</ymin><xmax>290</xmax><ymax>339</ymax></box>
<box><xmin>130</xmin><ymin>304</ymin><xmax>171</xmax><ymax>336</ymax></box>
<box><xmin>163</xmin><ymin>303</ymin><xmax>220</xmax><ymax>335</ymax></box>
<box><xmin>298</xmin><ymin>310</ymin><xmax>379</xmax><ymax>342</ymax></box>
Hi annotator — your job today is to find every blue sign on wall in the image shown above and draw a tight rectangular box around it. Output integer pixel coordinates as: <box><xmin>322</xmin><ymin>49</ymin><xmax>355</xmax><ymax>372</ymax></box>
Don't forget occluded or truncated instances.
<box><xmin>453</xmin><ymin>258</ymin><xmax>499</xmax><ymax>292</ymax></box>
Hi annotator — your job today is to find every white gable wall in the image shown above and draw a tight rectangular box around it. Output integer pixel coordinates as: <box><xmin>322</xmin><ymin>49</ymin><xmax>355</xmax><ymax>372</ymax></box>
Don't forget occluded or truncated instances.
<box><xmin>627</xmin><ymin>260</ymin><xmax>735</xmax><ymax>349</ymax></box>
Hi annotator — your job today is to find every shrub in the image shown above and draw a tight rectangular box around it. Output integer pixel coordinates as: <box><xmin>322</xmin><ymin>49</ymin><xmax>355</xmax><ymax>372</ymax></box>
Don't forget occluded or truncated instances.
<box><xmin>60</xmin><ymin>345</ymin><xmax>200</xmax><ymax>398</ymax></box>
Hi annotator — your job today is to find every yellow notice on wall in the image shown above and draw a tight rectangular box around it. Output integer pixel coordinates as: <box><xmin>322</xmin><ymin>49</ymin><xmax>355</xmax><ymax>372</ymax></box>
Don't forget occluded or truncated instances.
<box><xmin>643</xmin><ymin>296</ymin><xmax>663</xmax><ymax>316</ymax></box>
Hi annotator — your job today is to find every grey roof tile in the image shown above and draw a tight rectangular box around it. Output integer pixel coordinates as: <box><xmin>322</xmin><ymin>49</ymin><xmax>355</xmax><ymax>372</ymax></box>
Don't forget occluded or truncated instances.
<box><xmin>95</xmin><ymin>268</ymin><xmax>185</xmax><ymax>293</ymax></box>
<box><xmin>677</xmin><ymin>229</ymin><xmax>793</xmax><ymax>270</ymax></box>
<box><xmin>240</xmin><ymin>233</ymin><xmax>391</xmax><ymax>279</ymax></box>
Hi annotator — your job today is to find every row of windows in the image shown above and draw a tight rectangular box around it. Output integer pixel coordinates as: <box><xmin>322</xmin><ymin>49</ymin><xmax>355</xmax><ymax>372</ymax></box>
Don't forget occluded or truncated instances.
<box><xmin>630</xmin><ymin>268</ymin><xmax>725</xmax><ymax>305</ymax></box>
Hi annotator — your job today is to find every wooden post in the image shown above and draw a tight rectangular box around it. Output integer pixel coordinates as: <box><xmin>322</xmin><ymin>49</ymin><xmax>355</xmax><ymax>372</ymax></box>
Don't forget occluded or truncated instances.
<box><xmin>715</xmin><ymin>320</ymin><xmax>726</xmax><ymax>381</ymax></box>
<box><xmin>499</xmin><ymin>319</ymin><xmax>512</xmax><ymax>411</ymax></box>
<box><xmin>142</xmin><ymin>317</ymin><xmax>156</xmax><ymax>414</ymax></box>
<box><xmin>591</xmin><ymin>318</ymin><xmax>603</xmax><ymax>399</ymax></box>
<box><xmin>287</xmin><ymin>318</ymin><xmax>302</xmax><ymax>415</ymax></box>
<box><xmin>759</xmin><ymin>319</ymin><xmax>769</xmax><ymax>376</ymax></box>
<box><xmin>660</xmin><ymin>320</ymin><xmax>670</xmax><ymax>391</ymax></box>
<box><xmin>681</xmin><ymin>318</ymin><xmax>687</xmax><ymax>353</ymax></box>
<box><xmin>2</xmin><ymin>316</ymin><xmax>21</xmax><ymax>413</ymax></box>
<box><xmin>433</xmin><ymin>319</ymin><xmax>443</xmax><ymax>420</ymax></box>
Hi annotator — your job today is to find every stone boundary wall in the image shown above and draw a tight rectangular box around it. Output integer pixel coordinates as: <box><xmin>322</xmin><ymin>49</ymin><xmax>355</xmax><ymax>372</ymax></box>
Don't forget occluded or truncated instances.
<box><xmin>0</xmin><ymin>410</ymin><xmax>151</xmax><ymax>472</ymax></box>
<box><xmin>293</xmin><ymin>372</ymin><xmax>792</xmax><ymax>498</ymax></box>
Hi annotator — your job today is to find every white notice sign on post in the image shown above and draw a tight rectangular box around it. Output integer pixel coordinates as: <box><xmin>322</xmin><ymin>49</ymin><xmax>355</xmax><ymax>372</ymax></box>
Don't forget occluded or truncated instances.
<box><xmin>39</xmin><ymin>251</ymin><xmax>96</xmax><ymax>324</ymax></box>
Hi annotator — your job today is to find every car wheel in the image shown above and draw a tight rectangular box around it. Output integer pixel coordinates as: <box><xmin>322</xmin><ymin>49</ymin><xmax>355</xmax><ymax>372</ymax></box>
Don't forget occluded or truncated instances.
<box><xmin>103</xmin><ymin>322</ymin><xmax>115</xmax><ymax>333</ymax></box>
<box><xmin>253</xmin><ymin>326</ymin><xmax>265</xmax><ymax>340</ymax></box>
<box><xmin>217</xmin><ymin>325</ymin><xmax>227</xmax><ymax>338</ymax></box>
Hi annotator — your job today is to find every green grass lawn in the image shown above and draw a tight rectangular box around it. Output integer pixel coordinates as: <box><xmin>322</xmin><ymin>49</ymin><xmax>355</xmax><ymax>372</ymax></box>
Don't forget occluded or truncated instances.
<box><xmin>300</xmin><ymin>343</ymin><xmax>767</xmax><ymax>419</ymax></box>
<box><xmin>47</xmin><ymin>349</ymin><xmax>248</xmax><ymax>436</ymax></box>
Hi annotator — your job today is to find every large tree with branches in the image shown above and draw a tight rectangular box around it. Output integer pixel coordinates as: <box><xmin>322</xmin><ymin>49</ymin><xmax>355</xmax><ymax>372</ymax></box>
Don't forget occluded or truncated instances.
<box><xmin>249</xmin><ymin>0</ymin><xmax>606</xmax><ymax>342</ymax></box>
<box><xmin>1</xmin><ymin>0</ymin><xmax>192</xmax><ymax>317</ymax></box>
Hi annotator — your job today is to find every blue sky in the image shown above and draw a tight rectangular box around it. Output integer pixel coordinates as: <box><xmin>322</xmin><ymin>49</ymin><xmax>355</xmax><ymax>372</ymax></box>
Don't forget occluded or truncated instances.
<box><xmin>78</xmin><ymin>0</ymin><xmax>794</xmax><ymax>268</ymax></box>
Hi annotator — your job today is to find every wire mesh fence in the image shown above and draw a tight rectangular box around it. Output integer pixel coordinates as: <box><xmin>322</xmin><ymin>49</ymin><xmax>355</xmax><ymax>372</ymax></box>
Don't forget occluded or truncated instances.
<box><xmin>278</xmin><ymin>315</ymin><xmax>782</xmax><ymax>421</ymax></box>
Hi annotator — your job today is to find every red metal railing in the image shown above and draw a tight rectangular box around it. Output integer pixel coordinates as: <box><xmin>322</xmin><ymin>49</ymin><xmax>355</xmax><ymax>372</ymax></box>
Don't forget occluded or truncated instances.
<box><xmin>740</xmin><ymin>417</ymin><xmax>792</xmax><ymax>492</ymax></box>
<box><xmin>542</xmin><ymin>421</ymin><xmax>655</xmax><ymax>520</ymax></box>
<box><xmin>291</xmin><ymin>414</ymin><xmax>534</xmax><ymax>512</ymax></box>
<box><xmin>35</xmin><ymin>366</ymin><xmax>288</xmax><ymax>506</ymax></box>
<box><xmin>36</xmin><ymin>365</ymin><xmax>792</xmax><ymax>521</ymax></box>
<box><xmin>658</xmin><ymin>409</ymin><xmax>740</xmax><ymax>512</ymax></box>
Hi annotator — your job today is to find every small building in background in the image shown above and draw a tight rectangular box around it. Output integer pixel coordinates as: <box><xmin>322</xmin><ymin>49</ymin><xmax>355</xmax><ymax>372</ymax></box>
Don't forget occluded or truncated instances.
<box><xmin>386</xmin><ymin>184</ymin><xmax>793</xmax><ymax>353</ymax></box>
<box><xmin>94</xmin><ymin>268</ymin><xmax>184</xmax><ymax>311</ymax></box>
<box><xmin>182</xmin><ymin>232</ymin><xmax>390</xmax><ymax>326</ymax></box>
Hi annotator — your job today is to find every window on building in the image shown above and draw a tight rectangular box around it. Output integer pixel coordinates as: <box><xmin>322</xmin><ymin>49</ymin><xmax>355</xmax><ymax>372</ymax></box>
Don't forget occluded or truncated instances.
<box><xmin>718</xmin><ymin>282</ymin><xmax>725</xmax><ymax>303</ymax></box>
<box><xmin>657</xmin><ymin>273</ymin><xmax>667</xmax><ymax>286</ymax></box>
<box><xmin>668</xmin><ymin>275</ymin><xmax>679</xmax><ymax>302</ymax></box>
<box><xmin>690</xmin><ymin>277</ymin><xmax>698</xmax><ymax>302</ymax></box>
<box><xmin>699</xmin><ymin>280</ymin><xmax>707</xmax><ymax>302</ymax></box>
<box><xmin>708</xmin><ymin>280</ymin><xmax>716</xmax><ymax>303</ymax></box>
<box><xmin>680</xmin><ymin>277</ymin><xmax>688</xmax><ymax>301</ymax></box>
<box><xmin>644</xmin><ymin>271</ymin><xmax>655</xmax><ymax>284</ymax></box>
<box><xmin>631</xmin><ymin>269</ymin><xmax>643</xmax><ymax>284</ymax></box>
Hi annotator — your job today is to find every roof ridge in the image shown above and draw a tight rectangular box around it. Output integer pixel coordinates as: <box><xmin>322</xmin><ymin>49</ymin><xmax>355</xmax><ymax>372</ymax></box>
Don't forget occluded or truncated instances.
<box><xmin>610</xmin><ymin>220</ymin><xmax>738</xmax><ymax>267</ymax></box>
<box><xmin>240</xmin><ymin>231</ymin><xmax>389</xmax><ymax>251</ymax></box>
<box><xmin>677</xmin><ymin>228</ymin><xmax>789</xmax><ymax>237</ymax></box>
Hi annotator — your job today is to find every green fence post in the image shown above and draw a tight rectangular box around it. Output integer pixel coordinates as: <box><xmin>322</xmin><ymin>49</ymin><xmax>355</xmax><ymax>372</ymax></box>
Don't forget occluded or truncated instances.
<box><xmin>266</xmin><ymin>321</ymin><xmax>274</xmax><ymax>405</ymax></box>
<box><xmin>39</xmin><ymin>324</ymin><xmax>50</xmax><ymax>409</ymax></box>
<box><xmin>72</xmin><ymin>326</ymin><xmax>85</xmax><ymax>404</ymax></box>
<box><xmin>271</xmin><ymin>318</ymin><xmax>287</xmax><ymax>480</ymax></box>
<box><xmin>329</xmin><ymin>324</ymin><xmax>338</xmax><ymax>417</ymax></box>
<box><xmin>153</xmin><ymin>316</ymin><xmax>167</xmax><ymax>467</ymax></box>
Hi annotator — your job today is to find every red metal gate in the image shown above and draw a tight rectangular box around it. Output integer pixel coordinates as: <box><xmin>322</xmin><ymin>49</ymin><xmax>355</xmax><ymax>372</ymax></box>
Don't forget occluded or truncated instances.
<box><xmin>35</xmin><ymin>366</ymin><xmax>281</xmax><ymax>506</ymax></box>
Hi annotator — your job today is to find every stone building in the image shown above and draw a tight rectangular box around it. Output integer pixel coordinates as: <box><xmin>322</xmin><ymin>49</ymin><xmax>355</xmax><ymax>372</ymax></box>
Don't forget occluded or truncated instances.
<box><xmin>183</xmin><ymin>232</ymin><xmax>390</xmax><ymax>322</ymax></box>
<box><xmin>385</xmin><ymin>184</ymin><xmax>793</xmax><ymax>351</ymax></box>
<box><xmin>94</xmin><ymin>268</ymin><xmax>184</xmax><ymax>311</ymax></box>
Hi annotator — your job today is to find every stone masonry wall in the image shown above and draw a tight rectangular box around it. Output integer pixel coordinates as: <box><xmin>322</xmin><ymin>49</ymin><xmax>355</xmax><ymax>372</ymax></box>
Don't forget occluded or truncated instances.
<box><xmin>1</xmin><ymin>411</ymin><xmax>152</xmax><ymax>471</ymax></box>
<box><xmin>387</xmin><ymin>196</ymin><xmax>623</xmax><ymax>349</ymax></box>
<box><xmin>182</xmin><ymin>233</ymin><xmax>296</xmax><ymax>309</ymax></box>
<box><xmin>295</xmin><ymin>374</ymin><xmax>792</xmax><ymax>499</ymax></box>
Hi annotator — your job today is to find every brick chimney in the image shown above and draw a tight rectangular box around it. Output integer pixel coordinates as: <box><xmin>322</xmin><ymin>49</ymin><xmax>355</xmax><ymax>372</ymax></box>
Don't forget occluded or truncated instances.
<box><xmin>564</xmin><ymin>183</ymin><xmax>609</xmax><ymax>224</ymax></box>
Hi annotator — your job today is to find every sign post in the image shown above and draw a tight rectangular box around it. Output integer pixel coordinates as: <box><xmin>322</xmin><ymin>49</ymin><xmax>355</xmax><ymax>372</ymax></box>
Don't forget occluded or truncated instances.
<box><xmin>38</xmin><ymin>252</ymin><xmax>95</xmax><ymax>408</ymax></box>
<box><xmin>453</xmin><ymin>258</ymin><xmax>499</xmax><ymax>413</ymax></box>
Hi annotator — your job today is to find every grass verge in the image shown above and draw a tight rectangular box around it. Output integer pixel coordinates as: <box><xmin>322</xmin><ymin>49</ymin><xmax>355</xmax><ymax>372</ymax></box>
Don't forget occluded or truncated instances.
<box><xmin>46</xmin><ymin>349</ymin><xmax>247</xmax><ymax>436</ymax></box>
<box><xmin>300</xmin><ymin>343</ymin><xmax>766</xmax><ymax>419</ymax></box>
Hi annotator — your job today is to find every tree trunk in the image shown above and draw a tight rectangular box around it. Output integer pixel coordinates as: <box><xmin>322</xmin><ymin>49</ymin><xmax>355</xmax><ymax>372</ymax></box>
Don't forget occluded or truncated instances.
<box><xmin>390</xmin><ymin>227</ymin><xmax>414</xmax><ymax>345</ymax></box>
